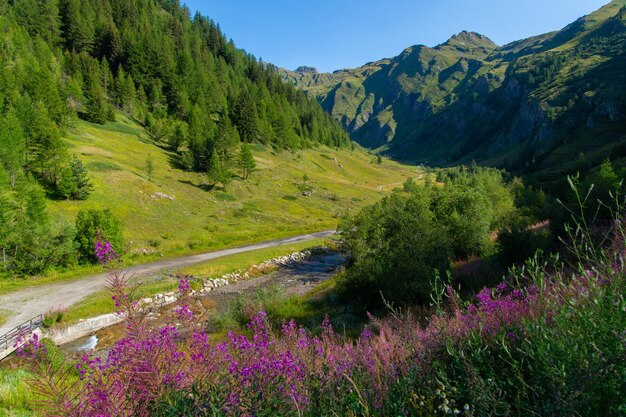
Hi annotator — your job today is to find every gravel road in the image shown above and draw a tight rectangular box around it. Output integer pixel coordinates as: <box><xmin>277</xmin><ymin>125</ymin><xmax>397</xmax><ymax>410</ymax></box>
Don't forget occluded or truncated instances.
<box><xmin>0</xmin><ymin>230</ymin><xmax>335</xmax><ymax>335</ymax></box>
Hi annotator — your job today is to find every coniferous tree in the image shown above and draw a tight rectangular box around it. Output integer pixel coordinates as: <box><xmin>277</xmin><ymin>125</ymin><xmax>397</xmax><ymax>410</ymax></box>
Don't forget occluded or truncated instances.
<box><xmin>69</xmin><ymin>155</ymin><xmax>92</xmax><ymax>199</ymax></box>
<box><xmin>231</xmin><ymin>90</ymin><xmax>258</xmax><ymax>142</ymax></box>
<box><xmin>207</xmin><ymin>150</ymin><xmax>230</xmax><ymax>188</ymax></box>
<box><xmin>57</xmin><ymin>167</ymin><xmax>78</xmax><ymax>199</ymax></box>
<box><xmin>60</xmin><ymin>0</ymin><xmax>94</xmax><ymax>52</ymax></box>
<box><xmin>239</xmin><ymin>143</ymin><xmax>256</xmax><ymax>180</ymax></box>
<box><xmin>57</xmin><ymin>155</ymin><xmax>92</xmax><ymax>200</ymax></box>
<box><xmin>145</xmin><ymin>153</ymin><xmax>154</xmax><ymax>181</ymax></box>
<box><xmin>101</xmin><ymin>58</ymin><xmax>116</xmax><ymax>121</ymax></box>
<box><xmin>0</xmin><ymin>111</ymin><xmax>26</xmax><ymax>189</ymax></box>
<box><xmin>214</xmin><ymin>116</ymin><xmax>239</xmax><ymax>161</ymax></box>
<box><xmin>84</xmin><ymin>77</ymin><xmax>107</xmax><ymax>124</ymax></box>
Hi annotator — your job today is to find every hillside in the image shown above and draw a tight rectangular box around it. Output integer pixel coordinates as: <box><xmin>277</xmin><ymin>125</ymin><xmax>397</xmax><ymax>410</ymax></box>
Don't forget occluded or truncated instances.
<box><xmin>279</xmin><ymin>1</ymin><xmax>626</xmax><ymax>184</ymax></box>
<box><xmin>46</xmin><ymin>114</ymin><xmax>417</xmax><ymax>260</ymax></box>
<box><xmin>0</xmin><ymin>0</ymin><xmax>353</xmax><ymax>276</ymax></box>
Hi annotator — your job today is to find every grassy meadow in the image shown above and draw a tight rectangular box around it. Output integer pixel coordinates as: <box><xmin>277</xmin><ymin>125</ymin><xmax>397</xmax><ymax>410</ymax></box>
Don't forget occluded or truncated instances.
<box><xmin>48</xmin><ymin>114</ymin><xmax>417</xmax><ymax>262</ymax></box>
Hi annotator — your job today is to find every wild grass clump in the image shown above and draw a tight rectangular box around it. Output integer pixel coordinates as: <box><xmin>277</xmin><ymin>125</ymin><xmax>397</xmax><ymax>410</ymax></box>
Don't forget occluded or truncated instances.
<box><xmin>16</xmin><ymin>191</ymin><xmax>626</xmax><ymax>416</ymax></box>
<box><xmin>42</xmin><ymin>307</ymin><xmax>67</xmax><ymax>329</ymax></box>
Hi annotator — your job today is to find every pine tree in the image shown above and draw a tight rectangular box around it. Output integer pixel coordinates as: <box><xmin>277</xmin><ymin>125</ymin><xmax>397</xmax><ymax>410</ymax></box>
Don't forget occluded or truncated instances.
<box><xmin>70</xmin><ymin>155</ymin><xmax>92</xmax><ymax>199</ymax></box>
<box><xmin>231</xmin><ymin>90</ymin><xmax>258</xmax><ymax>142</ymax></box>
<box><xmin>101</xmin><ymin>58</ymin><xmax>115</xmax><ymax>121</ymax></box>
<box><xmin>214</xmin><ymin>116</ymin><xmax>239</xmax><ymax>161</ymax></box>
<box><xmin>84</xmin><ymin>77</ymin><xmax>107</xmax><ymax>124</ymax></box>
<box><xmin>0</xmin><ymin>111</ymin><xmax>26</xmax><ymax>189</ymax></box>
<box><xmin>57</xmin><ymin>155</ymin><xmax>92</xmax><ymax>200</ymax></box>
<box><xmin>60</xmin><ymin>0</ymin><xmax>94</xmax><ymax>52</ymax></box>
<box><xmin>207</xmin><ymin>150</ymin><xmax>230</xmax><ymax>188</ymax></box>
<box><xmin>145</xmin><ymin>153</ymin><xmax>154</xmax><ymax>181</ymax></box>
<box><xmin>239</xmin><ymin>143</ymin><xmax>256</xmax><ymax>180</ymax></box>
<box><xmin>57</xmin><ymin>167</ymin><xmax>78</xmax><ymax>199</ymax></box>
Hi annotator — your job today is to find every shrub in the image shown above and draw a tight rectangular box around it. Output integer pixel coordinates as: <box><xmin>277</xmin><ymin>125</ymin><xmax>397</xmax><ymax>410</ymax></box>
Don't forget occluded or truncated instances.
<box><xmin>339</xmin><ymin>168</ymin><xmax>515</xmax><ymax>309</ymax></box>
<box><xmin>74</xmin><ymin>209</ymin><xmax>123</xmax><ymax>264</ymax></box>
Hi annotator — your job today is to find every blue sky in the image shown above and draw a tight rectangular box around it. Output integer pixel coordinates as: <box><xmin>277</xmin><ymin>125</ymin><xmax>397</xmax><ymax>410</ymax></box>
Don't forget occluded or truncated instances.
<box><xmin>184</xmin><ymin>0</ymin><xmax>610</xmax><ymax>72</ymax></box>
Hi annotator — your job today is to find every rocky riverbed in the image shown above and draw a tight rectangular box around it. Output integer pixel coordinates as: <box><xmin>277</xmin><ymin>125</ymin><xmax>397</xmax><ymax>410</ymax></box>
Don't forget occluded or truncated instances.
<box><xmin>60</xmin><ymin>249</ymin><xmax>346</xmax><ymax>354</ymax></box>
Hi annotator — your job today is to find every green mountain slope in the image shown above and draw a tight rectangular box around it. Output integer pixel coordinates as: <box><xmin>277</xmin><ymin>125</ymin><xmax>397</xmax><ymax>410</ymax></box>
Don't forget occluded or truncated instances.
<box><xmin>48</xmin><ymin>114</ymin><xmax>417</xmax><ymax>259</ymax></box>
<box><xmin>0</xmin><ymin>0</ymin><xmax>380</xmax><ymax>276</ymax></box>
<box><xmin>279</xmin><ymin>1</ymin><xmax>626</xmax><ymax>183</ymax></box>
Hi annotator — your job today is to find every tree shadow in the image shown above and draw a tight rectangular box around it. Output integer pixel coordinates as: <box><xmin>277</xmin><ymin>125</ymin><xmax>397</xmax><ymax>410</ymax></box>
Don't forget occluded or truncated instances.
<box><xmin>177</xmin><ymin>179</ymin><xmax>216</xmax><ymax>192</ymax></box>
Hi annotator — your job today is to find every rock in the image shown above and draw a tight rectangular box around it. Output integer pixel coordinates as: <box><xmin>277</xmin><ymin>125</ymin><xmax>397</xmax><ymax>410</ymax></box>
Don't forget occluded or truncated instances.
<box><xmin>152</xmin><ymin>192</ymin><xmax>175</xmax><ymax>201</ymax></box>
<box><xmin>133</xmin><ymin>247</ymin><xmax>157</xmax><ymax>255</ymax></box>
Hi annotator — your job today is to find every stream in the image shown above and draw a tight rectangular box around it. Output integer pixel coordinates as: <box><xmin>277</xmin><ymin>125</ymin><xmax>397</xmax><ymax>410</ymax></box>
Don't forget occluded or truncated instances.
<box><xmin>60</xmin><ymin>250</ymin><xmax>346</xmax><ymax>354</ymax></box>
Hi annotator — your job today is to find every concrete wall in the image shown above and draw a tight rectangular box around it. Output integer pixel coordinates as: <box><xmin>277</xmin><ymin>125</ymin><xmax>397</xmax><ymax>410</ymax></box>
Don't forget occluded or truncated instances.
<box><xmin>43</xmin><ymin>313</ymin><xmax>126</xmax><ymax>345</ymax></box>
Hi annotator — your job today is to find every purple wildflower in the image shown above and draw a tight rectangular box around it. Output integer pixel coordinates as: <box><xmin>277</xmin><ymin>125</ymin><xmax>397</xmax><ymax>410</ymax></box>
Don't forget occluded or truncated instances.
<box><xmin>95</xmin><ymin>239</ymin><xmax>119</xmax><ymax>267</ymax></box>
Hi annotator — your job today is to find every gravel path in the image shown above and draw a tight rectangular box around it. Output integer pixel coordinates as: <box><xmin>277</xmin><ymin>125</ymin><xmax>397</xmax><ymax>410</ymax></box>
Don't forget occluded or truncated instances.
<box><xmin>0</xmin><ymin>230</ymin><xmax>335</xmax><ymax>335</ymax></box>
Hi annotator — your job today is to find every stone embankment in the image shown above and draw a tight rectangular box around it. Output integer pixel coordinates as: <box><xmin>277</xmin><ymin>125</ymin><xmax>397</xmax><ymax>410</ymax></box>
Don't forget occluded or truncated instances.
<box><xmin>49</xmin><ymin>248</ymin><xmax>326</xmax><ymax>346</ymax></box>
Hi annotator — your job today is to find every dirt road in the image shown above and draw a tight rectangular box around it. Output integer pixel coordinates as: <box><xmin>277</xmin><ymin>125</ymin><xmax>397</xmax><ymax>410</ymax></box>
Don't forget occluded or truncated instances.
<box><xmin>0</xmin><ymin>230</ymin><xmax>335</xmax><ymax>335</ymax></box>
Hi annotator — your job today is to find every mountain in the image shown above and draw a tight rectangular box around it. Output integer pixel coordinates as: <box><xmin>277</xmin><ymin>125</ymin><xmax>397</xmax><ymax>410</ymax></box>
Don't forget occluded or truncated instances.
<box><xmin>279</xmin><ymin>1</ymin><xmax>626</xmax><ymax>183</ymax></box>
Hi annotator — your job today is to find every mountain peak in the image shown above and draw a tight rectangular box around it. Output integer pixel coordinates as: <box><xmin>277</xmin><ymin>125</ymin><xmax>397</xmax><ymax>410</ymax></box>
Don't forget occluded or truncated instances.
<box><xmin>295</xmin><ymin>66</ymin><xmax>318</xmax><ymax>74</ymax></box>
<box><xmin>437</xmin><ymin>31</ymin><xmax>498</xmax><ymax>52</ymax></box>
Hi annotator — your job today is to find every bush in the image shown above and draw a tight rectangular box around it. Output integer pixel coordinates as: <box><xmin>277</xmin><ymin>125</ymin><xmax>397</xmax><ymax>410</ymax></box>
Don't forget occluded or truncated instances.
<box><xmin>339</xmin><ymin>189</ymin><xmax>450</xmax><ymax>308</ymax></box>
<box><xmin>74</xmin><ymin>209</ymin><xmax>123</xmax><ymax>264</ymax></box>
<box><xmin>497</xmin><ymin>225</ymin><xmax>551</xmax><ymax>266</ymax></box>
<box><xmin>339</xmin><ymin>168</ymin><xmax>516</xmax><ymax>309</ymax></box>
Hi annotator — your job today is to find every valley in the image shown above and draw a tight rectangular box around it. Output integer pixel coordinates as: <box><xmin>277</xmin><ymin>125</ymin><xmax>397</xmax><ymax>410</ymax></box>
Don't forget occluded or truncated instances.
<box><xmin>0</xmin><ymin>0</ymin><xmax>624</xmax><ymax>416</ymax></box>
<box><xmin>279</xmin><ymin>0</ymin><xmax>626</xmax><ymax>184</ymax></box>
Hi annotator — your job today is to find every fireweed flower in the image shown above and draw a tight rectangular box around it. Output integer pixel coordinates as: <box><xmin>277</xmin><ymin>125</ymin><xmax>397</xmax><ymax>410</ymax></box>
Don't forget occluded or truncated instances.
<box><xmin>178</xmin><ymin>278</ymin><xmax>191</xmax><ymax>296</ymax></box>
<box><xmin>174</xmin><ymin>304</ymin><xmax>194</xmax><ymax>321</ymax></box>
<box><xmin>94</xmin><ymin>239</ymin><xmax>119</xmax><ymax>267</ymax></box>
<box><xmin>15</xmin><ymin>333</ymin><xmax>46</xmax><ymax>360</ymax></box>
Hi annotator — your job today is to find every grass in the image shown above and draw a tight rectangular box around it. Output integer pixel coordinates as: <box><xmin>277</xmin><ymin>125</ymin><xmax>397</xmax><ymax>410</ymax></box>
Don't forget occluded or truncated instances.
<box><xmin>210</xmin><ymin>277</ymin><xmax>365</xmax><ymax>339</ymax></box>
<box><xmin>0</xmin><ymin>340</ymin><xmax>75</xmax><ymax>417</ymax></box>
<box><xmin>58</xmin><ymin>238</ymin><xmax>329</xmax><ymax>325</ymax></box>
<box><xmin>0</xmin><ymin>113</ymin><xmax>413</xmax><ymax>282</ymax></box>
<box><xmin>0</xmin><ymin>368</ymin><xmax>37</xmax><ymax>417</ymax></box>
<box><xmin>48</xmin><ymin>114</ymin><xmax>417</xmax><ymax>259</ymax></box>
